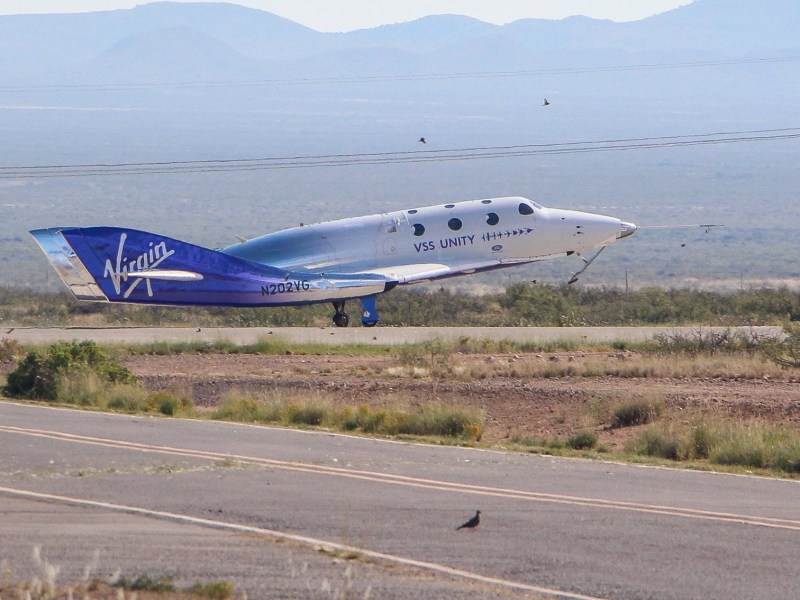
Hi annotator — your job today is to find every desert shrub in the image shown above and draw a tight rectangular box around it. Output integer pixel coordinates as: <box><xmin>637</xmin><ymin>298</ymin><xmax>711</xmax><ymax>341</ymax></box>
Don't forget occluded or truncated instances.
<box><xmin>567</xmin><ymin>430</ymin><xmax>598</xmax><ymax>450</ymax></box>
<box><xmin>623</xmin><ymin>422</ymin><xmax>800</xmax><ymax>473</ymax></box>
<box><xmin>611</xmin><ymin>399</ymin><xmax>664</xmax><ymax>428</ymax></box>
<box><xmin>770</xmin><ymin>447</ymin><xmax>800</xmax><ymax>473</ymax></box>
<box><xmin>146</xmin><ymin>389</ymin><xmax>194</xmax><ymax>416</ymax></box>
<box><xmin>706</xmin><ymin>425</ymin><xmax>800</xmax><ymax>471</ymax></box>
<box><xmin>211</xmin><ymin>394</ymin><xmax>483</xmax><ymax>440</ymax></box>
<box><xmin>131</xmin><ymin>340</ymin><xmax>238</xmax><ymax>355</ymax></box>
<box><xmin>509</xmin><ymin>435</ymin><xmax>546</xmax><ymax>447</ymax></box>
<box><xmin>395</xmin><ymin>339</ymin><xmax>455</xmax><ymax>375</ymax></box>
<box><xmin>687</xmin><ymin>424</ymin><xmax>718</xmax><ymax>459</ymax></box>
<box><xmin>286</xmin><ymin>403</ymin><xmax>327</xmax><ymax>426</ymax></box>
<box><xmin>396</xmin><ymin>406</ymin><xmax>483</xmax><ymax>439</ymax></box>
<box><xmin>626</xmin><ymin>429</ymin><xmax>680</xmax><ymax>460</ymax></box>
<box><xmin>212</xmin><ymin>395</ymin><xmax>272</xmax><ymax>422</ymax></box>
<box><xmin>345</xmin><ymin>405</ymin><xmax>394</xmax><ymax>433</ymax></box>
<box><xmin>55</xmin><ymin>370</ymin><xmax>111</xmax><ymax>407</ymax></box>
<box><xmin>112</xmin><ymin>575</ymin><xmax>175</xmax><ymax>592</ymax></box>
<box><xmin>4</xmin><ymin>340</ymin><xmax>135</xmax><ymax>401</ymax></box>
<box><xmin>710</xmin><ymin>440</ymin><xmax>766</xmax><ymax>468</ymax></box>
<box><xmin>763</xmin><ymin>325</ymin><xmax>800</xmax><ymax>369</ymax></box>
<box><xmin>106</xmin><ymin>385</ymin><xmax>149</xmax><ymax>413</ymax></box>
<box><xmin>186</xmin><ymin>580</ymin><xmax>236</xmax><ymax>599</ymax></box>
<box><xmin>0</xmin><ymin>337</ymin><xmax>24</xmax><ymax>361</ymax></box>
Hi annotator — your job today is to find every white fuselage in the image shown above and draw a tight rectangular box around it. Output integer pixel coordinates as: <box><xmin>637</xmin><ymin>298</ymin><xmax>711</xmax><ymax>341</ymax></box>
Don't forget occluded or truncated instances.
<box><xmin>222</xmin><ymin>196</ymin><xmax>634</xmax><ymax>280</ymax></box>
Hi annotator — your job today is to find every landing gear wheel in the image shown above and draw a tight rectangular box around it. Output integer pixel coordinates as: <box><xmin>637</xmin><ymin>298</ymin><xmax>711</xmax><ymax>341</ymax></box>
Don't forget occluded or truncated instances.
<box><xmin>331</xmin><ymin>300</ymin><xmax>349</xmax><ymax>327</ymax></box>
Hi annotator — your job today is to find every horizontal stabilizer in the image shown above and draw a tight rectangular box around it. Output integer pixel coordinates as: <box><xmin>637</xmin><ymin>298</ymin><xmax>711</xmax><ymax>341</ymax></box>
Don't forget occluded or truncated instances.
<box><xmin>124</xmin><ymin>269</ymin><xmax>204</xmax><ymax>281</ymax></box>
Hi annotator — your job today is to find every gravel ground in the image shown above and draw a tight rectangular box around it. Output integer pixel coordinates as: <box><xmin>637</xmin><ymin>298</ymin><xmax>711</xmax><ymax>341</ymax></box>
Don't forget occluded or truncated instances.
<box><xmin>121</xmin><ymin>352</ymin><xmax>800</xmax><ymax>449</ymax></box>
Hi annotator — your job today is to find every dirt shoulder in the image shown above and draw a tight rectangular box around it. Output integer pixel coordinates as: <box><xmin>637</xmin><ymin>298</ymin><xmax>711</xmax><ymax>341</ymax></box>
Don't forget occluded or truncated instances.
<box><xmin>122</xmin><ymin>352</ymin><xmax>800</xmax><ymax>450</ymax></box>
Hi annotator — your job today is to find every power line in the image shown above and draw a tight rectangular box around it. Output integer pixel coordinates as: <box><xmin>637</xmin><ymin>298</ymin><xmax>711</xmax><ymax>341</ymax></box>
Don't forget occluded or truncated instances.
<box><xmin>0</xmin><ymin>56</ymin><xmax>797</xmax><ymax>93</ymax></box>
<box><xmin>1</xmin><ymin>127</ymin><xmax>798</xmax><ymax>179</ymax></box>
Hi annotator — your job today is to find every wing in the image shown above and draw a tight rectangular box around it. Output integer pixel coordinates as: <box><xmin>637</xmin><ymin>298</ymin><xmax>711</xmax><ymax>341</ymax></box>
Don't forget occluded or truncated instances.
<box><xmin>360</xmin><ymin>258</ymin><xmax>518</xmax><ymax>284</ymax></box>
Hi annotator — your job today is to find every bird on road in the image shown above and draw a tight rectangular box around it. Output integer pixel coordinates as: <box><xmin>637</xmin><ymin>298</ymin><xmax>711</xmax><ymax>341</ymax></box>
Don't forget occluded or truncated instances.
<box><xmin>456</xmin><ymin>510</ymin><xmax>481</xmax><ymax>530</ymax></box>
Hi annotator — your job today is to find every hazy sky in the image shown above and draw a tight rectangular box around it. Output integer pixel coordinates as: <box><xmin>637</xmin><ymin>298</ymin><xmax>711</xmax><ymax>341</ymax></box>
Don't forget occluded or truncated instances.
<box><xmin>0</xmin><ymin>1</ymin><xmax>693</xmax><ymax>31</ymax></box>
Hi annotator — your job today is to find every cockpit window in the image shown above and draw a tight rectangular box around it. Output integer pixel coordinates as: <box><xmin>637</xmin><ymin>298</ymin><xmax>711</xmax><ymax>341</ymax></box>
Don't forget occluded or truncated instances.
<box><xmin>518</xmin><ymin>203</ymin><xmax>535</xmax><ymax>215</ymax></box>
<box><xmin>486</xmin><ymin>212</ymin><xmax>499</xmax><ymax>226</ymax></box>
<box><xmin>412</xmin><ymin>224</ymin><xmax>425</xmax><ymax>236</ymax></box>
<box><xmin>448</xmin><ymin>218</ymin><xmax>462</xmax><ymax>231</ymax></box>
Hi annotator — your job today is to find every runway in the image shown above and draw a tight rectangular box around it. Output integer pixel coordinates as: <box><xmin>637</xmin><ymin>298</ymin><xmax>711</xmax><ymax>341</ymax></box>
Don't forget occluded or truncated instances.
<box><xmin>1</xmin><ymin>402</ymin><xmax>799</xmax><ymax>599</ymax></box>
<box><xmin>2</xmin><ymin>325</ymin><xmax>782</xmax><ymax>346</ymax></box>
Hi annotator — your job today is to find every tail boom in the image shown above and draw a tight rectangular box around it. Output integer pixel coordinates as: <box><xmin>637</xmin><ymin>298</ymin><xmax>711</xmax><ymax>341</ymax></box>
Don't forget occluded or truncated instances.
<box><xmin>30</xmin><ymin>227</ymin><xmax>390</xmax><ymax>307</ymax></box>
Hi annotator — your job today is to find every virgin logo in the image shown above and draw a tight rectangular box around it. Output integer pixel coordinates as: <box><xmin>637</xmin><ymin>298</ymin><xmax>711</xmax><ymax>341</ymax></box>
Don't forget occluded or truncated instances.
<box><xmin>103</xmin><ymin>233</ymin><xmax>175</xmax><ymax>298</ymax></box>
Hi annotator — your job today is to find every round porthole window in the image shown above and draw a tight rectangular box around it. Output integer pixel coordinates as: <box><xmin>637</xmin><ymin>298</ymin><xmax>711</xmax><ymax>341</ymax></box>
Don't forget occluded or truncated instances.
<box><xmin>448</xmin><ymin>218</ymin><xmax>462</xmax><ymax>231</ymax></box>
<box><xmin>413</xmin><ymin>224</ymin><xmax>425</xmax><ymax>236</ymax></box>
<box><xmin>486</xmin><ymin>212</ymin><xmax>499</xmax><ymax>226</ymax></box>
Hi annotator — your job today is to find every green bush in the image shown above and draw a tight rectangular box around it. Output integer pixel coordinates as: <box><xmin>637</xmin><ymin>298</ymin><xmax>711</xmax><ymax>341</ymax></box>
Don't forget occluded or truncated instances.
<box><xmin>4</xmin><ymin>340</ymin><xmax>136</xmax><ymax>401</ymax></box>
<box><xmin>286</xmin><ymin>403</ymin><xmax>326</xmax><ymax>426</ymax></box>
<box><xmin>146</xmin><ymin>389</ymin><xmax>195</xmax><ymax>416</ymax></box>
<box><xmin>688</xmin><ymin>424</ymin><xmax>718</xmax><ymax>459</ymax></box>
<box><xmin>626</xmin><ymin>429</ymin><xmax>680</xmax><ymax>460</ymax></box>
<box><xmin>567</xmin><ymin>430</ymin><xmax>599</xmax><ymax>450</ymax></box>
<box><xmin>187</xmin><ymin>580</ymin><xmax>235</xmax><ymax>599</ymax></box>
<box><xmin>212</xmin><ymin>395</ymin><xmax>272</xmax><ymax>422</ymax></box>
<box><xmin>106</xmin><ymin>385</ymin><xmax>149</xmax><ymax>413</ymax></box>
<box><xmin>710</xmin><ymin>442</ymin><xmax>766</xmax><ymax>469</ymax></box>
<box><xmin>624</xmin><ymin>422</ymin><xmax>800</xmax><ymax>473</ymax></box>
<box><xmin>396</xmin><ymin>406</ymin><xmax>482</xmax><ymax>439</ymax></box>
<box><xmin>54</xmin><ymin>370</ymin><xmax>107</xmax><ymax>407</ymax></box>
<box><xmin>344</xmin><ymin>405</ymin><xmax>393</xmax><ymax>433</ymax></box>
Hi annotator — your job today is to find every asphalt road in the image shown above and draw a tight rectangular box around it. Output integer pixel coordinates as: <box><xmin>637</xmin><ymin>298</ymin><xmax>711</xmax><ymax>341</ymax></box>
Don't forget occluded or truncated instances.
<box><xmin>2</xmin><ymin>402</ymin><xmax>799</xmax><ymax>599</ymax></box>
<box><xmin>2</xmin><ymin>325</ymin><xmax>782</xmax><ymax>346</ymax></box>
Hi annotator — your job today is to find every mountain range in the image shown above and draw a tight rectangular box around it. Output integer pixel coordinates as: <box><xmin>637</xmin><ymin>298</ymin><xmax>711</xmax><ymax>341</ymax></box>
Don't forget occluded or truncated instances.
<box><xmin>2</xmin><ymin>1</ymin><xmax>799</xmax><ymax>84</ymax></box>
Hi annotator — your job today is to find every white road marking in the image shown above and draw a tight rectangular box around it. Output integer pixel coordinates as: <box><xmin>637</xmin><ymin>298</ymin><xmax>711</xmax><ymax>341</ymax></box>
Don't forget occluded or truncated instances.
<box><xmin>3</xmin><ymin>425</ymin><xmax>800</xmax><ymax>532</ymax></box>
<box><xmin>0</xmin><ymin>485</ymin><xmax>606</xmax><ymax>600</ymax></box>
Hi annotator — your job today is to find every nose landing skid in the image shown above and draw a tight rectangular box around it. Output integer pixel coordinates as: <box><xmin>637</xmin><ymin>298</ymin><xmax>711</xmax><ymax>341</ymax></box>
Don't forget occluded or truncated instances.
<box><xmin>568</xmin><ymin>246</ymin><xmax>606</xmax><ymax>285</ymax></box>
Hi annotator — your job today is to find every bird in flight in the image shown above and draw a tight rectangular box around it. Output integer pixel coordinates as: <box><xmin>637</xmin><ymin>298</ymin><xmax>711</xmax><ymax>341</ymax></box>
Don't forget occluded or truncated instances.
<box><xmin>456</xmin><ymin>510</ymin><xmax>481</xmax><ymax>530</ymax></box>
<box><xmin>543</xmin><ymin>98</ymin><xmax>550</xmax><ymax>106</ymax></box>
<box><xmin>418</xmin><ymin>137</ymin><xmax>427</xmax><ymax>144</ymax></box>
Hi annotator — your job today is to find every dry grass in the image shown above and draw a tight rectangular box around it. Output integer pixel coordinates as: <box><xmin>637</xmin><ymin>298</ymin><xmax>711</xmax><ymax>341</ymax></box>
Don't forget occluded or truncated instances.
<box><xmin>625</xmin><ymin>419</ymin><xmax>800</xmax><ymax>473</ymax></box>
<box><xmin>0</xmin><ymin>546</ymin><xmax>241</xmax><ymax>599</ymax></box>
<box><xmin>424</xmin><ymin>351</ymin><xmax>787</xmax><ymax>382</ymax></box>
<box><xmin>211</xmin><ymin>391</ymin><xmax>484</xmax><ymax>441</ymax></box>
